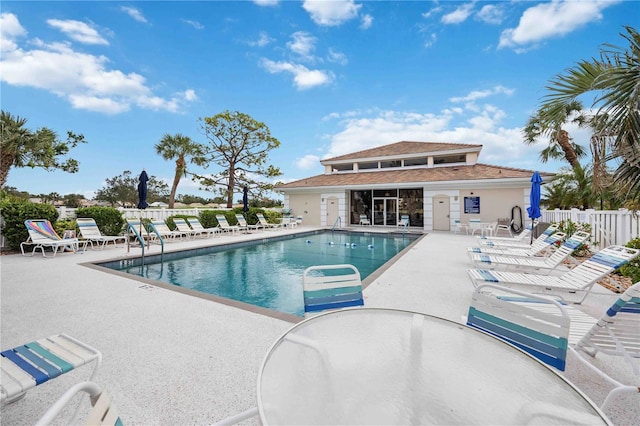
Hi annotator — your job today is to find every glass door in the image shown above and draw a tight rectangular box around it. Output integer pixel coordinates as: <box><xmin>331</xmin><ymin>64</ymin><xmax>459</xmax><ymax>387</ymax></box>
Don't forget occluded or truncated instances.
<box><xmin>373</xmin><ymin>198</ymin><xmax>398</xmax><ymax>226</ymax></box>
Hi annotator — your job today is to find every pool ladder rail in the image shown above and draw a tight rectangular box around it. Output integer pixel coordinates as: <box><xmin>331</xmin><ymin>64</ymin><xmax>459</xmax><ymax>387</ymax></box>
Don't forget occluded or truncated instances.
<box><xmin>126</xmin><ymin>221</ymin><xmax>164</xmax><ymax>266</ymax></box>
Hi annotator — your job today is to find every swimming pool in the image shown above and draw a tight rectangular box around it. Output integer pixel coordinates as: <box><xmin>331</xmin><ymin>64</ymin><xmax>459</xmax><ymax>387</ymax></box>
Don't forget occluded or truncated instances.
<box><xmin>98</xmin><ymin>230</ymin><xmax>420</xmax><ymax>317</ymax></box>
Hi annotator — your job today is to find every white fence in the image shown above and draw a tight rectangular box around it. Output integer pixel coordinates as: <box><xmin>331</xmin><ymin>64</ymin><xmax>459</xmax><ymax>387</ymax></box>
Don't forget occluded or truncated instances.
<box><xmin>56</xmin><ymin>207</ymin><xmax>230</xmax><ymax>221</ymax></box>
<box><xmin>541</xmin><ymin>208</ymin><xmax>640</xmax><ymax>249</ymax></box>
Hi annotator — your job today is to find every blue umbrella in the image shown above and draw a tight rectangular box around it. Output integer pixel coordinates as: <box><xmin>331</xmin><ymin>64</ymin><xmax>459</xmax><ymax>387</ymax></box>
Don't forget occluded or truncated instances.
<box><xmin>137</xmin><ymin>170</ymin><xmax>149</xmax><ymax>209</ymax></box>
<box><xmin>242</xmin><ymin>186</ymin><xmax>249</xmax><ymax>214</ymax></box>
<box><xmin>526</xmin><ymin>171</ymin><xmax>543</xmax><ymax>221</ymax></box>
<box><xmin>527</xmin><ymin>171</ymin><xmax>543</xmax><ymax>242</ymax></box>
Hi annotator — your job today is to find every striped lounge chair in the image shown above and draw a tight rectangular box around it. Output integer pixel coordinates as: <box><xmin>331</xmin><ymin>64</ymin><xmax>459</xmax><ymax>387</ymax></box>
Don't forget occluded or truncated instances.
<box><xmin>467</xmin><ymin>245</ymin><xmax>640</xmax><ymax>304</ymax></box>
<box><xmin>1</xmin><ymin>334</ymin><xmax>101</xmax><ymax>404</ymax></box>
<box><xmin>478</xmin><ymin>224</ymin><xmax>558</xmax><ymax>249</ymax></box>
<box><xmin>77</xmin><ymin>218</ymin><xmax>126</xmax><ymax>250</ymax></box>
<box><xmin>467</xmin><ymin>231</ymin><xmax>565</xmax><ymax>259</ymax></box>
<box><xmin>20</xmin><ymin>219</ymin><xmax>80</xmax><ymax>257</ymax></box>
<box><xmin>468</xmin><ymin>231</ymin><xmax>590</xmax><ymax>274</ymax></box>
<box><xmin>303</xmin><ymin>264</ymin><xmax>364</xmax><ymax>317</ymax></box>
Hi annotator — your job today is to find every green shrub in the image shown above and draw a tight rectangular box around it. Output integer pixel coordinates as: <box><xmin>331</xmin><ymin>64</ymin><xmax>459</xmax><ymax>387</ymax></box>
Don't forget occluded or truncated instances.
<box><xmin>75</xmin><ymin>206</ymin><xmax>125</xmax><ymax>236</ymax></box>
<box><xmin>53</xmin><ymin>219</ymin><xmax>77</xmax><ymax>237</ymax></box>
<box><xmin>0</xmin><ymin>199</ymin><xmax>59</xmax><ymax>249</ymax></box>
<box><xmin>620</xmin><ymin>237</ymin><xmax>640</xmax><ymax>283</ymax></box>
<box><xmin>260</xmin><ymin>209</ymin><xmax>282</xmax><ymax>224</ymax></box>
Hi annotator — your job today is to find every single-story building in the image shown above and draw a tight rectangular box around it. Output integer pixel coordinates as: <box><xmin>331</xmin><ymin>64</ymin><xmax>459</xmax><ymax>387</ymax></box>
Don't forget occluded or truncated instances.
<box><xmin>276</xmin><ymin>141</ymin><xmax>551</xmax><ymax>231</ymax></box>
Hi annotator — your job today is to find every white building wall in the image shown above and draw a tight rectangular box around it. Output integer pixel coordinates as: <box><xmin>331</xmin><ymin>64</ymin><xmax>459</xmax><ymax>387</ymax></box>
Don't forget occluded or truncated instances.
<box><xmin>320</xmin><ymin>192</ymin><xmax>347</xmax><ymax>227</ymax></box>
<box><xmin>424</xmin><ymin>189</ymin><xmax>460</xmax><ymax>231</ymax></box>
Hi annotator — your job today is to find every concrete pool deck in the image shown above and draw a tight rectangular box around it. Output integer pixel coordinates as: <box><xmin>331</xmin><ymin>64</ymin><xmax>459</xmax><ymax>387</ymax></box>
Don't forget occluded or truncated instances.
<box><xmin>1</xmin><ymin>227</ymin><xmax>637</xmax><ymax>425</ymax></box>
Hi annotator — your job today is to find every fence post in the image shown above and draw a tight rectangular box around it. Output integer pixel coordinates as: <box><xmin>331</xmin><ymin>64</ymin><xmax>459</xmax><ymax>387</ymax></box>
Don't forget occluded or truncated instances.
<box><xmin>618</xmin><ymin>208</ymin><xmax>629</xmax><ymax>245</ymax></box>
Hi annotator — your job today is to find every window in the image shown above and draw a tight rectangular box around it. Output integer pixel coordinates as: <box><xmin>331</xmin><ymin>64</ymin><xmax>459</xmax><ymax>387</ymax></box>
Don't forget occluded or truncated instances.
<box><xmin>404</xmin><ymin>157</ymin><xmax>428</xmax><ymax>166</ymax></box>
<box><xmin>358</xmin><ymin>162</ymin><xmax>378</xmax><ymax>170</ymax></box>
<box><xmin>332</xmin><ymin>164</ymin><xmax>353</xmax><ymax>172</ymax></box>
<box><xmin>380</xmin><ymin>160</ymin><xmax>401</xmax><ymax>168</ymax></box>
<box><xmin>433</xmin><ymin>154</ymin><xmax>466</xmax><ymax>165</ymax></box>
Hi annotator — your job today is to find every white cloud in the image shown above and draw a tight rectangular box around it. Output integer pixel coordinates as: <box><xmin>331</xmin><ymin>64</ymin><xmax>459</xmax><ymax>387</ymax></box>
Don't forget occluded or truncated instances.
<box><xmin>422</xmin><ymin>6</ymin><xmax>443</xmax><ymax>19</ymax></box>
<box><xmin>182</xmin><ymin>19</ymin><xmax>204</xmax><ymax>30</ymax></box>
<box><xmin>327</xmin><ymin>48</ymin><xmax>348</xmax><ymax>65</ymax></box>
<box><xmin>287</xmin><ymin>31</ymin><xmax>317</xmax><ymax>61</ymax></box>
<box><xmin>296</xmin><ymin>154</ymin><xmax>321</xmax><ymax>170</ymax></box>
<box><xmin>0</xmin><ymin>13</ymin><xmax>195</xmax><ymax>115</ymax></box>
<box><xmin>441</xmin><ymin>3</ymin><xmax>474</xmax><ymax>25</ymax></box>
<box><xmin>302</xmin><ymin>0</ymin><xmax>361</xmax><ymax>26</ymax></box>
<box><xmin>476</xmin><ymin>4</ymin><xmax>504</xmax><ymax>25</ymax></box>
<box><xmin>254</xmin><ymin>0</ymin><xmax>279</xmax><ymax>6</ymax></box>
<box><xmin>260</xmin><ymin>58</ymin><xmax>333</xmax><ymax>90</ymax></box>
<box><xmin>320</xmin><ymin>87</ymin><xmax>539</xmax><ymax>170</ymax></box>
<box><xmin>249</xmin><ymin>31</ymin><xmax>274</xmax><ymax>47</ymax></box>
<box><xmin>47</xmin><ymin>19</ymin><xmax>108</xmax><ymax>45</ymax></box>
<box><xmin>360</xmin><ymin>14</ymin><xmax>373</xmax><ymax>29</ymax></box>
<box><xmin>120</xmin><ymin>6</ymin><xmax>148</xmax><ymax>23</ymax></box>
<box><xmin>449</xmin><ymin>85</ymin><xmax>515</xmax><ymax>103</ymax></box>
<box><xmin>0</xmin><ymin>12</ymin><xmax>27</xmax><ymax>51</ymax></box>
<box><xmin>424</xmin><ymin>33</ymin><xmax>437</xmax><ymax>48</ymax></box>
<box><xmin>499</xmin><ymin>0</ymin><xmax>618</xmax><ymax>49</ymax></box>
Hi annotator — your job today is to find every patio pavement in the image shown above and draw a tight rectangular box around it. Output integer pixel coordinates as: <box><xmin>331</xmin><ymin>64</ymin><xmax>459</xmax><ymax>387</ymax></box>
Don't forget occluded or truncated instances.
<box><xmin>1</xmin><ymin>227</ymin><xmax>637</xmax><ymax>425</ymax></box>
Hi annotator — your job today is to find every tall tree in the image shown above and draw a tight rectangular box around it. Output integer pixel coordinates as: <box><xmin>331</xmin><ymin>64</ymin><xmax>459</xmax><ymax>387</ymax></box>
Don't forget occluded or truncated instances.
<box><xmin>193</xmin><ymin>110</ymin><xmax>282</xmax><ymax>207</ymax></box>
<box><xmin>0</xmin><ymin>110</ymin><xmax>86</xmax><ymax>188</ymax></box>
<box><xmin>532</xmin><ymin>26</ymin><xmax>640</xmax><ymax>202</ymax></box>
<box><xmin>155</xmin><ymin>133</ymin><xmax>201</xmax><ymax>208</ymax></box>
<box><xmin>522</xmin><ymin>100</ymin><xmax>587</xmax><ymax>169</ymax></box>
<box><xmin>94</xmin><ymin>170</ymin><xmax>169</xmax><ymax>207</ymax></box>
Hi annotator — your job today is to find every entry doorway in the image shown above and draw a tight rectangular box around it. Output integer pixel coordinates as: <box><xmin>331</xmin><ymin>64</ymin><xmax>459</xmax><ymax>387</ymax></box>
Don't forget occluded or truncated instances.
<box><xmin>373</xmin><ymin>198</ymin><xmax>397</xmax><ymax>226</ymax></box>
<box><xmin>326</xmin><ymin>196</ymin><xmax>339</xmax><ymax>227</ymax></box>
<box><xmin>433</xmin><ymin>196</ymin><xmax>450</xmax><ymax>231</ymax></box>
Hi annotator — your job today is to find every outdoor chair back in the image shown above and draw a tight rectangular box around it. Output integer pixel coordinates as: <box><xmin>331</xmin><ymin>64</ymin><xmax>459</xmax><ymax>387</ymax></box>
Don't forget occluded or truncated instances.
<box><xmin>303</xmin><ymin>264</ymin><xmax>364</xmax><ymax>317</ymax></box>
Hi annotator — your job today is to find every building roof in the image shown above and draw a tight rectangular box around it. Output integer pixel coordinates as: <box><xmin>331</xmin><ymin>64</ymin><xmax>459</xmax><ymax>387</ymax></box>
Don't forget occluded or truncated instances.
<box><xmin>322</xmin><ymin>141</ymin><xmax>483</xmax><ymax>163</ymax></box>
<box><xmin>277</xmin><ymin>164</ymin><xmax>552</xmax><ymax>190</ymax></box>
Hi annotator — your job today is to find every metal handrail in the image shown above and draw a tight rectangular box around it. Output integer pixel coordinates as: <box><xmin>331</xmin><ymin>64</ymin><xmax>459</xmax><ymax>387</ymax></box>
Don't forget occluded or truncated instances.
<box><xmin>331</xmin><ymin>216</ymin><xmax>341</xmax><ymax>232</ymax></box>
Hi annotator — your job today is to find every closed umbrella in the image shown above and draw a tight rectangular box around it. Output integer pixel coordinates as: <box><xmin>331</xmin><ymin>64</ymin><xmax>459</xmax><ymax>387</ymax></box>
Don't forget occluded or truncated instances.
<box><xmin>137</xmin><ymin>170</ymin><xmax>149</xmax><ymax>209</ymax></box>
<box><xmin>526</xmin><ymin>171</ymin><xmax>543</xmax><ymax>242</ymax></box>
<box><xmin>242</xmin><ymin>186</ymin><xmax>249</xmax><ymax>214</ymax></box>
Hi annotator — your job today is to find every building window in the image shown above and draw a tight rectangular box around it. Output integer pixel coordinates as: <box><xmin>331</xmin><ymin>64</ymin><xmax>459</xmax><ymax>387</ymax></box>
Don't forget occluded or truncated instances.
<box><xmin>358</xmin><ymin>162</ymin><xmax>378</xmax><ymax>170</ymax></box>
<box><xmin>380</xmin><ymin>160</ymin><xmax>401</xmax><ymax>168</ymax></box>
<box><xmin>433</xmin><ymin>154</ymin><xmax>466</xmax><ymax>165</ymax></box>
<box><xmin>404</xmin><ymin>157</ymin><xmax>428</xmax><ymax>166</ymax></box>
<box><xmin>350</xmin><ymin>190</ymin><xmax>372</xmax><ymax>225</ymax></box>
<box><xmin>332</xmin><ymin>164</ymin><xmax>353</xmax><ymax>172</ymax></box>
<box><xmin>399</xmin><ymin>189</ymin><xmax>424</xmax><ymax>227</ymax></box>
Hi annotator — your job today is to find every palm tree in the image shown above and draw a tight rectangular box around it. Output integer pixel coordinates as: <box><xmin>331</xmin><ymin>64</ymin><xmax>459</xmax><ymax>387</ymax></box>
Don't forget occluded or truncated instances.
<box><xmin>1</xmin><ymin>111</ymin><xmax>32</xmax><ymax>188</ymax></box>
<box><xmin>534</xmin><ymin>26</ymin><xmax>640</xmax><ymax>202</ymax></box>
<box><xmin>155</xmin><ymin>133</ymin><xmax>201</xmax><ymax>208</ymax></box>
<box><xmin>523</xmin><ymin>99</ymin><xmax>587</xmax><ymax>170</ymax></box>
<box><xmin>1</xmin><ymin>110</ymin><xmax>85</xmax><ymax>189</ymax></box>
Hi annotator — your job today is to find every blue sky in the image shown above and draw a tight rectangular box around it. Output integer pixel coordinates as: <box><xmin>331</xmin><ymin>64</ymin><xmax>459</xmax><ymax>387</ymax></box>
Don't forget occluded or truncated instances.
<box><xmin>1</xmin><ymin>0</ymin><xmax>635</xmax><ymax>200</ymax></box>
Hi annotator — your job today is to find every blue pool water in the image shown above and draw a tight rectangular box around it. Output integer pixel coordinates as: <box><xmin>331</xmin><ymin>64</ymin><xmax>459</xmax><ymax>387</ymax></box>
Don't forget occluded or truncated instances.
<box><xmin>100</xmin><ymin>231</ymin><xmax>418</xmax><ymax>316</ymax></box>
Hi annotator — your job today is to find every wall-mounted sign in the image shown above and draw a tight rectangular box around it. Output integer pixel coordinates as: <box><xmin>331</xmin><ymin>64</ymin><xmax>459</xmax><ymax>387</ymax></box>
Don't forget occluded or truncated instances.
<box><xmin>464</xmin><ymin>196</ymin><xmax>480</xmax><ymax>214</ymax></box>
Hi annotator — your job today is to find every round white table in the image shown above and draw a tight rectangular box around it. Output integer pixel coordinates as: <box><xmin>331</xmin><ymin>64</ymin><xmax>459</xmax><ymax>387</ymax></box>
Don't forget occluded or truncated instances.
<box><xmin>257</xmin><ymin>308</ymin><xmax>609</xmax><ymax>425</ymax></box>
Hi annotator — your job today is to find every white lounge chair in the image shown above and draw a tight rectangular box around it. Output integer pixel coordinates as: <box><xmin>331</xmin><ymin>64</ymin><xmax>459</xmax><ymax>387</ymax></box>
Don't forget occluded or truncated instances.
<box><xmin>256</xmin><ymin>213</ymin><xmax>281</xmax><ymax>230</ymax></box>
<box><xmin>478</xmin><ymin>224</ymin><xmax>556</xmax><ymax>248</ymax></box>
<box><xmin>149</xmin><ymin>220</ymin><xmax>188</xmax><ymax>241</ymax></box>
<box><xmin>37</xmin><ymin>381</ymin><xmax>120</xmax><ymax>425</ymax></box>
<box><xmin>186</xmin><ymin>217</ymin><xmax>218</xmax><ymax>237</ymax></box>
<box><xmin>235</xmin><ymin>214</ymin><xmax>261</xmax><ymax>231</ymax></box>
<box><xmin>469</xmin><ymin>231</ymin><xmax>590</xmax><ymax>274</ymax></box>
<box><xmin>76</xmin><ymin>218</ymin><xmax>126</xmax><ymax>250</ymax></box>
<box><xmin>467</xmin><ymin>284</ymin><xmax>571</xmax><ymax>371</ymax></box>
<box><xmin>303</xmin><ymin>264</ymin><xmax>364</xmax><ymax>317</ymax></box>
<box><xmin>1</xmin><ymin>334</ymin><xmax>101</xmax><ymax>405</ymax></box>
<box><xmin>487</xmin><ymin>282</ymin><xmax>640</xmax><ymax>412</ymax></box>
<box><xmin>216</xmin><ymin>214</ymin><xmax>241</xmax><ymax>234</ymax></box>
<box><xmin>467</xmin><ymin>245</ymin><xmax>640</xmax><ymax>303</ymax></box>
<box><xmin>397</xmin><ymin>215</ymin><xmax>409</xmax><ymax>228</ymax></box>
<box><xmin>467</xmin><ymin>231</ymin><xmax>565</xmax><ymax>259</ymax></box>
<box><xmin>173</xmin><ymin>218</ymin><xmax>204</xmax><ymax>239</ymax></box>
<box><xmin>20</xmin><ymin>219</ymin><xmax>80</xmax><ymax>257</ymax></box>
<box><xmin>359</xmin><ymin>214</ymin><xmax>371</xmax><ymax>226</ymax></box>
